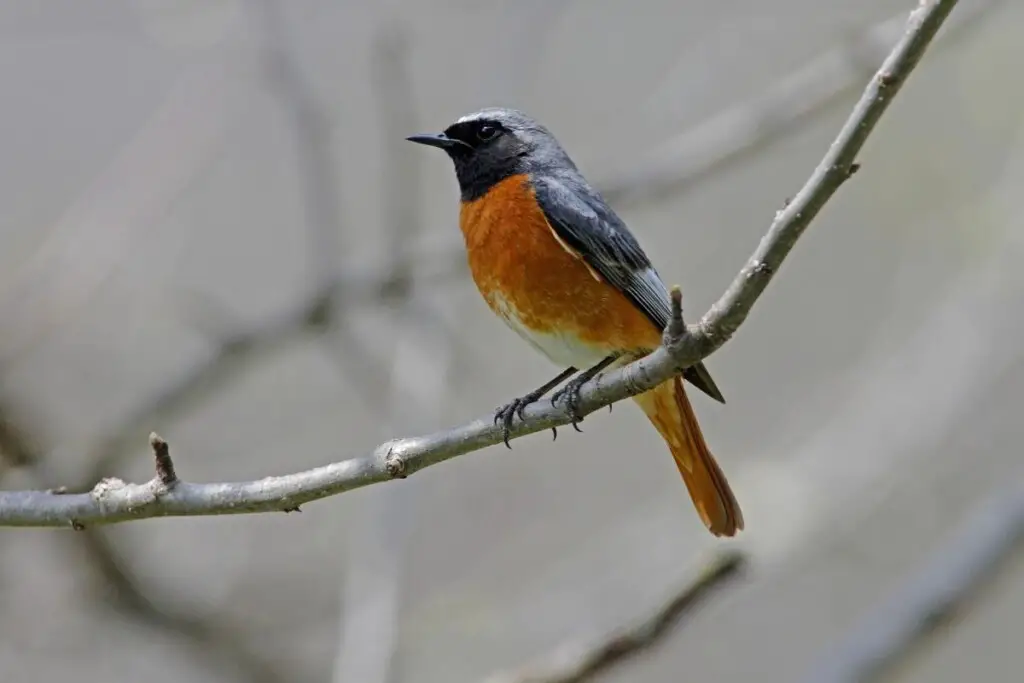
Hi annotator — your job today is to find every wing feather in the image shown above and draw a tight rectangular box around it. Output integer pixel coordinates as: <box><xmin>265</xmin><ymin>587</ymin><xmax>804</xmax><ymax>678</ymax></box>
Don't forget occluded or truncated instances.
<box><xmin>531</xmin><ymin>174</ymin><xmax>725</xmax><ymax>404</ymax></box>
<box><xmin>532</xmin><ymin>175</ymin><xmax>672</xmax><ymax>330</ymax></box>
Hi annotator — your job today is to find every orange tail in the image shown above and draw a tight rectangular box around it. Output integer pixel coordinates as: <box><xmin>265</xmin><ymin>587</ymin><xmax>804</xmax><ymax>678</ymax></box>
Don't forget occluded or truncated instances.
<box><xmin>633</xmin><ymin>377</ymin><xmax>744</xmax><ymax>537</ymax></box>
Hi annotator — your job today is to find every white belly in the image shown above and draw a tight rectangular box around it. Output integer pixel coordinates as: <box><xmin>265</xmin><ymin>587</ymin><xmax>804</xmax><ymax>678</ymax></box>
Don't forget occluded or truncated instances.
<box><xmin>490</xmin><ymin>291</ymin><xmax>610</xmax><ymax>369</ymax></box>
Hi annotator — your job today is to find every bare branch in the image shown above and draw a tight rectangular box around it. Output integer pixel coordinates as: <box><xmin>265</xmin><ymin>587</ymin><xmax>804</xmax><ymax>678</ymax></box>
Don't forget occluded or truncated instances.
<box><xmin>252</xmin><ymin>0</ymin><xmax>342</xmax><ymax>287</ymax></box>
<box><xmin>0</xmin><ymin>60</ymin><xmax>249</xmax><ymax>364</ymax></box>
<box><xmin>482</xmin><ymin>552</ymin><xmax>745</xmax><ymax>683</ymax></box>
<box><xmin>677</xmin><ymin>0</ymin><xmax>958</xmax><ymax>358</ymax></box>
<box><xmin>0</xmin><ymin>0</ymin><xmax>958</xmax><ymax>528</ymax></box>
<box><xmin>81</xmin><ymin>283</ymin><xmax>334</xmax><ymax>483</ymax></box>
<box><xmin>0</xmin><ymin>400</ymin><xmax>39</xmax><ymax>473</ymax></box>
<box><xmin>0</xmin><ymin>410</ymin><xmax>298</xmax><ymax>682</ymax></box>
<box><xmin>332</xmin><ymin>26</ymin><xmax>437</xmax><ymax>683</ymax></box>
<box><xmin>597</xmin><ymin>0</ymin><xmax>999</xmax><ymax>206</ymax></box>
<box><xmin>801</xmin><ymin>479</ymin><xmax>1024</xmax><ymax>683</ymax></box>
<box><xmin>250</xmin><ymin>0</ymin><xmax>397</xmax><ymax>403</ymax></box>
<box><xmin>74</xmin><ymin>528</ymin><xmax>307</xmax><ymax>683</ymax></box>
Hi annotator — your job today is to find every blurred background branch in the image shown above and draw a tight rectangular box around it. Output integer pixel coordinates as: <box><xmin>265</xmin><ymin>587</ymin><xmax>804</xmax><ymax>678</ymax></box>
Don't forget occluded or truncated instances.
<box><xmin>0</xmin><ymin>59</ymin><xmax>249</xmax><ymax>366</ymax></box>
<box><xmin>482</xmin><ymin>552</ymin><xmax>746</xmax><ymax>683</ymax></box>
<box><xmin>0</xmin><ymin>425</ymin><xmax>303</xmax><ymax>683</ymax></box>
<box><xmin>802</xmin><ymin>479</ymin><xmax>1024</xmax><ymax>683</ymax></box>
<box><xmin>595</xmin><ymin>0</ymin><xmax>1002</xmax><ymax>206</ymax></box>
<box><xmin>331</xmin><ymin>24</ymin><xmax>450</xmax><ymax>683</ymax></box>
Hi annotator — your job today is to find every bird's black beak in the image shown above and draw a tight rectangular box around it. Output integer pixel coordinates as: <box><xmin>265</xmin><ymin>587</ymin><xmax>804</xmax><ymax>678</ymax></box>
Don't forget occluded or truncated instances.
<box><xmin>406</xmin><ymin>132</ymin><xmax>462</xmax><ymax>150</ymax></box>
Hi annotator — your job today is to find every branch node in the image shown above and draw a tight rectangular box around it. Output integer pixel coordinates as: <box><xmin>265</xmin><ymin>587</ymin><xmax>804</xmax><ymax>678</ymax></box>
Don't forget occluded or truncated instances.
<box><xmin>91</xmin><ymin>477</ymin><xmax>128</xmax><ymax>501</ymax></box>
<box><xmin>385</xmin><ymin>449</ymin><xmax>407</xmax><ymax>479</ymax></box>
<box><xmin>149</xmin><ymin>432</ymin><xmax>178</xmax><ymax>488</ymax></box>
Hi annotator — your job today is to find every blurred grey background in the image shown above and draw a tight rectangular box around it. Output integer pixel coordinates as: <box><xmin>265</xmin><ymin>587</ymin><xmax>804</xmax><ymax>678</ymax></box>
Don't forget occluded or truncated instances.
<box><xmin>1</xmin><ymin>1</ymin><xmax>1023</xmax><ymax>682</ymax></box>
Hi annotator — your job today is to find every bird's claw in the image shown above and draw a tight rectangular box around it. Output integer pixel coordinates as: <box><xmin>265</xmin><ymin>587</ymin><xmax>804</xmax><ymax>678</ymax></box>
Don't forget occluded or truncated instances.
<box><xmin>551</xmin><ymin>376</ymin><xmax>588</xmax><ymax>431</ymax></box>
<box><xmin>494</xmin><ymin>392</ymin><xmax>545</xmax><ymax>448</ymax></box>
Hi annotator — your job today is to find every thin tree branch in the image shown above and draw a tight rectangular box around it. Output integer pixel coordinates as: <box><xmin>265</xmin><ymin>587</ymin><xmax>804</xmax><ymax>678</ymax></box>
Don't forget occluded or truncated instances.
<box><xmin>81</xmin><ymin>282</ymin><xmax>336</xmax><ymax>483</ymax></box>
<box><xmin>250</xmin><ymin>0</ymin><xmax>396</xmax><ymax>407</ymax></box>
<box><xmin>0</xmin><ymin>417</ymin><xmax>298</xmax><ymax>683</ymax></box>
<box><xmin>597</xmin><ymin>0</ymin><xmax>999</xmax><ymax>206</ymax></box>
<box><xmin>332</xmin><ymin>25</ymin><xmax>436</xmax><ymax>683</ymax></box>
<box><xmin>481</xmin><ymin>552</ymin><xmax>746</xmax><ymax>683</ymax></box>
<box><xmin>75</xmin><ymin>525</ymin><xmax>306</xmax><ymax>683</ymax></box>
<box><xmin>0</xmin><ymin>0</ymin><xmax>958</xmax><ymax>528</ymax></box>
<box><xmin>0</xmin><ymin>400</ymin><xmax>39</xmax><ymax>474</ymax></box>
<box><xmin>0</xmin><ymin>60</ymin><xmax>247</xmax><ymax>366</ymax></box>
<box><xmin>253</xmin><ymin>0</ymin><xmax>342</xmax><ymax>288</ymax></box>
<box><xmin>801</xmin><ymin>478</ymin><xmax>1024</xmax><ymax>683</ymax></box>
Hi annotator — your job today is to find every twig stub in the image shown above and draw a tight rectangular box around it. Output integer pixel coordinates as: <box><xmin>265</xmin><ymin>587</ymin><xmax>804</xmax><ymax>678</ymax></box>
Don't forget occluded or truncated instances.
<box><xmin>663</xmin><ymin>286</ymin><xmax>686</xmax><ymax>347</ymax></box>
<box><xmin>149</xmin><ymin>432</ymin><xmax>178</xmax><ymax>487</ymax></box>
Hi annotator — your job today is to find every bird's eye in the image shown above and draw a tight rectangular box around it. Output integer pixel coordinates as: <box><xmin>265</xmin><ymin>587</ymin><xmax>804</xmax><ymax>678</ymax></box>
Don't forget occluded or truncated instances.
<box><xmin>476</xmin><ymin>124</ymin><xmax>499</xmax><ymax>141</ymax></box>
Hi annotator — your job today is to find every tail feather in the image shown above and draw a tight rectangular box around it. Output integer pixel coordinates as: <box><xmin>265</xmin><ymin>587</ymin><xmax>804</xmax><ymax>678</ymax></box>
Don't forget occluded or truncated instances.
<box><xmin>633</xmin><ymin>377</ymin><xmax>744</xmax><ymax>537</ymax></box>
<box><xmin>684</xmin><ymin>360</ymin><xmax>726</xmax><ymax>404</ymax></box>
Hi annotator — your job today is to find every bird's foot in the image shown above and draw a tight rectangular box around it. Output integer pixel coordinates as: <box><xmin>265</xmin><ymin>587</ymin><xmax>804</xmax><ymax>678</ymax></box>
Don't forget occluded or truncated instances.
<box><xmin>494</xmin><ymin>389</ymin><xmax>549</xmax><ymax>449</ymax></box>
<box><xmin>551</xmin><ymin>375</ymin><xmax>590</xmax><ymax>431</ymax></box>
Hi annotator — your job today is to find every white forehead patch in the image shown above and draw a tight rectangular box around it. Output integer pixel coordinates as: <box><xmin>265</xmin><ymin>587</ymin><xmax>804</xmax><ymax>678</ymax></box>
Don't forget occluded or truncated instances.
<box><xmin>455</xmin><ymin>111</ymin><xmax>490</xmax><ymax>124</ymax></box>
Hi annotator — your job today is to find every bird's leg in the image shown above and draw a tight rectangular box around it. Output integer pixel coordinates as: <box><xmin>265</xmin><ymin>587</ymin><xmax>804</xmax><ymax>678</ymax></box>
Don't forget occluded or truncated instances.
<box><xmin>495</xmin><ymin>366</ymin><xmax>578</xmax><ymax>448</ymax></box>
<box><xmin>551</xmin><ymin>355</ymin><xmax>618</xmax><ymax>431</ymax></box>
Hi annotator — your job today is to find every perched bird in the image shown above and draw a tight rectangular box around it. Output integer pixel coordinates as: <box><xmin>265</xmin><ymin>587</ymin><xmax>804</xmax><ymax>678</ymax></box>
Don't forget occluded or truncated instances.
<box><xmin>407</xmin><ymin>108</ymin><xmax>743</xmax><ymax>537</ymax></box>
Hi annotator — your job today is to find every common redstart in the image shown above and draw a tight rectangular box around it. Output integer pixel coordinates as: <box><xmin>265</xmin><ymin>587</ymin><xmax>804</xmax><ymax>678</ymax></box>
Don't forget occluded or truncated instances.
<box><xmin>408</xmin><ymin>108</ymin><xmax>743</xmax><ymax>537</ymax></box>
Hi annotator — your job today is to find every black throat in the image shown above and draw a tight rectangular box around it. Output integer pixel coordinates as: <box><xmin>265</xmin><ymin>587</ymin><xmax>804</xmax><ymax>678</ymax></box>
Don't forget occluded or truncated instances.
<box><xmin>452</xmin><ymin>152</ymin><xmax>527</xmax><ymax>202</ymax></box>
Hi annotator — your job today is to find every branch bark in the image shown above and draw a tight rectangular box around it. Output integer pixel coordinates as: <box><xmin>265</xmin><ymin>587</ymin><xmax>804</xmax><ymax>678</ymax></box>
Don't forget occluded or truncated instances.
<box><xmin>0</xmin><ymin>0</ymin><xmax>959</xmax><ymax>528</ymax></box>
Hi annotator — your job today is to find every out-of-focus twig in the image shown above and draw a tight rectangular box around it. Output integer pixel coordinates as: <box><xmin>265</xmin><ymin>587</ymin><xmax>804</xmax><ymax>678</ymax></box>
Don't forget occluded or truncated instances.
<box><xmin>330</xmin><ymin>26</ymin><xmax>437</xmax><ymax>683</ymax></box>
<box><xmin>77</xmin><ymin>526</ymin><xmax>305</xmax><ymax>683</ymax></box>
<box><xmin>0</xmin><ymin>415</ymin><xmax>294</xmax><ymax>682</ymax></box>
<box><xmin>0</xmin><ymin>59</ymin><xmax>249</xmax><ymax>365</ymax></box>
<box><xmin>82</xmin><ymin>281</ymin><xmax>336</xmax><ymax>483</ymax></box>
<box><xmin>253</xmin><ymin>0</ymin><xmax>340</xmax><ymax>289</ymax></box>
<box><xmin>597</xmin><ymin>0</ymin><xmax>1000</xmax><ymax>206</ymax></box>
<box><xmin>252</xmin><ymin>0</ymin><xmax>423</xmax><ymax>411</ymax></box>
<box><xmin>0</xmin><ymin>399</ymin><xmax>39</xmax><ymax>476</ymax></box>
<box><xmin>482</xmin><ymin>552</ymin><xmax>746</xmax><ymax>683</ymax></box>
<box><xmin>0</xmin><ymin>0</ymin><xmax>961</xmax><ymax>528</ymax></box>
<box><xmin>801</xmin><ymin>478</ymin><xmax>1024</xmax><ymax>683</ymax></box>
<box><xmin>373</xmin><ymin>26</ymin><xmax>421</xmax><ymax>296</ymax></box>
<box><xmin>332</xmin><ymin>298</ymin><xmax>456</xmax><ymax>683</ymax></box>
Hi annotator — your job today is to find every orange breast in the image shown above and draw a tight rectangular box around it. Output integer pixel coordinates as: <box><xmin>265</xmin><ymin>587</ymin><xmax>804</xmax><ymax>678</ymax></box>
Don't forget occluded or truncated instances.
<box><xmin>459</xmin><ymin>174</ymin><xmax>661</xmax><ymax>353</ymax></box>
